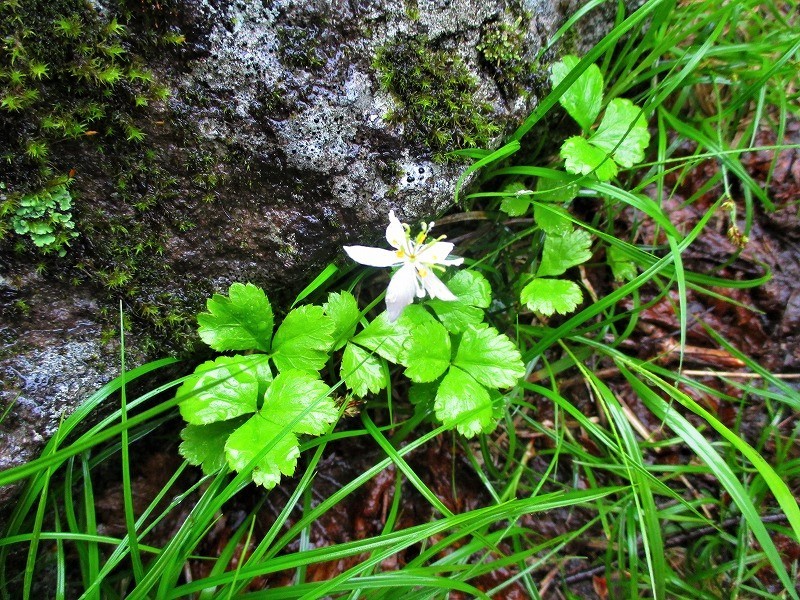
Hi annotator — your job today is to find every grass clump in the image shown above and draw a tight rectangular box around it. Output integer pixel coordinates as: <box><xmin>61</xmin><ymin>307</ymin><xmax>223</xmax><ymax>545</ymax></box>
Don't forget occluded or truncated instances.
<box><xmin>373</xmin><ymin>35</ymin><xmax>499</xmax><ymax>161</ymax></box>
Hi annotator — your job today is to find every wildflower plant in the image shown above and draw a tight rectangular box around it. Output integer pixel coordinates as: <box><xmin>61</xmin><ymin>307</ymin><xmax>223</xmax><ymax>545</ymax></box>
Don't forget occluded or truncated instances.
<box><xmin>177</xmin><ymin>212</ymin><xmax>525</xmax><ymax>487</ymax></box>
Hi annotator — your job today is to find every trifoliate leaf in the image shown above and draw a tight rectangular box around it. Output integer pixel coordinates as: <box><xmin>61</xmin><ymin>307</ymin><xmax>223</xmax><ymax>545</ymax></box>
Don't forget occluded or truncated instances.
<box><xmin>536</xmin><ymin>176</ymin><xmax>579</xmax><ymax>203</ymax></box>
<box><xmin>261</xmin><ymin>370</ymin><xmax>336</xmax><ymax>435</ymax></box>
<box><xmin>177</xmin><ymin>356</ymin><xmax>260</xmax><ymax>425</ymax></box>
<box><xmin>520</xmin><ymin>278</ymin><xmax>583</xmax><ymax>316</ymax></box>
<box><xmin>352</xmin><ymin>305</ymin><xmax>435</xmax><ymax>364</ymax></box>
<box><xmin>351</xmin><ymin>311</ymin><xmax>409</xmax><ymax>363</ymax></box>
<box><xmin>537</xmin><ymin>229</ymin><xmax>593</xmax><ymax>277</ymax></box>
<box><xmin>224</xmin><ymin>415</ymin><xmax>300</xmax><ymax>489</ymax></box>
<box><xmin>179</xmin><ymin>417</ymin><xmax>247</xmax><ymax>474</ymax></box>
<box><xmin>590</xmin><ymin>98</ymin><xmax>650</xmax><ymax>168</ymax></box>
<box><xmin>271</xmin><ymin>305</ymin><xmax>334</xmax><ymax>372</ymax></box>
<box><xmin>608</xmin><ymin>245</ymin><xmax>638</xmax><ymax>282</ymax></box>
<box><xmin>324</xmin><ymin>291</ymin><xmax>360</xmax><ymax>351</ymax></box>
<box><xmin>197</xmin><ymin>283</ymin><xmax>274</xmax><ymax>352</ymax></box>
<box><xmin>341</xmin><ymin>342</ymin><xmax>387</xmax><ymax>397</ymax></box>
<box><xmin>445</xmin><ymin>270</ymin><xmax>492</xmax><ymax>308</ymax></box>
<box><xmin>434</xmin><ymin>367</ymin><xmax>495</xmax><ymax>437</ymax></box>
<box><xmin>453</xmin><ymin>324</ymin><xmax>525</xmax><ymax>389</ymax></box>
<box><xmin>550</xmin><ymin>55</ymin><xmax>603</xmax><ymax>133</ymax></box>
<box><xmin>561</xmin><ymin>136</ymin><xmax>618</xmax><ymax>181</ymax></box>
<box><xmin>533</xmin><ymin>203</ymin><xmax>572</xmax><ymax>236</ymax></box>
<box><xmin>404</xmin><ymin>320</ymin><xmax>452</xmax><ymax>383</ymax></box>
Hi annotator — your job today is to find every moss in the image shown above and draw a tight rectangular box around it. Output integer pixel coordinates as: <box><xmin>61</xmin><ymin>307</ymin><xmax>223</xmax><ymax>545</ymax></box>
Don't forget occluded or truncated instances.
<box><xmin>373</xmin><ymin>36</ymin><xmax>499</xmax><ymax>162</ymax></box>
<box><xmin>477</xmin><ymin>15</ymin><xmax>529</xmax><ymax>95</ymax></box>
<box><xmin>0</xmin><ymin>0</ymin><xmax>173</xmax><ymax>254</ymax></box>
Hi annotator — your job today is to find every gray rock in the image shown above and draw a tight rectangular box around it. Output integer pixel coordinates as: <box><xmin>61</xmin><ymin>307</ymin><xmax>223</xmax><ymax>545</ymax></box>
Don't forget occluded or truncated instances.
<box><xmin>0</xmin><ymin>0</ymin><xmax>612</xmax><ymax>498</ymax></box>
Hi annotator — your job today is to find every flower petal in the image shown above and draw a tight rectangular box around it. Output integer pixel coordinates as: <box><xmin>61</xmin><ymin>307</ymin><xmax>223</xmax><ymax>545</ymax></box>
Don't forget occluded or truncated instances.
<box><xmin>417</xmin><ymin>241</ymin><xmax>463</xmax><ymax>266</ymax></box>
<box><xmin>420</xmin><ymin>269</ymin><xmax>457</xmax><ymax>301</ymax></box>
<box><xmin>344</xmin><ymin>245</ymin><xmax>401</xmax><ymax>267</ymax></box>
<box><xmin>385</xmin><ymin>211</ymin><xmax>407</xmax><ymax>250</ymax></box>
<box><xmin>386</xmin><ymin>263</ymin><xmax>417</xmax><ymax>321</ymax></box>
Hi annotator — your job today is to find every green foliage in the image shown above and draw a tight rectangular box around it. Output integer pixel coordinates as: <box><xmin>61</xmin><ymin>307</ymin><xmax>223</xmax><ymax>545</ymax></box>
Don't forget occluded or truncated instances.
<box><xmin>520</xmin><ymin>277</ymin><xmax>583</xmax><ymax>316</ymax></box>
<box><xmin>537</xmin><ymin>229</ymin><xmax>592</xmax><ymax>277</ymax></box>
<box><xmin>551</xmin><ymin>55</ymin><xmax>650</xmax><ymax>181</ymax></box>
<box><xmin>179</xmin><ymin>285</ymin><xmax>337</xmax><ymax>489</ymax></box>
<box><xmin>179</xmin><ymin>271</ymin><xmax>526</xmax><ymax>486</ymax></box>
<box><xmin>9</xmin><ymin>177</ymin><xmax>77</xmax><ymax>255</ymax></box>
<box><xmin>550</xmin><ymin>55</ymin><xmax>603</xmax><ymax>132</ymax></box>
<box><xmin>198</xmin><ymin>283</ymin><xmax>274</xmax><ymax>352</ymax></box>
<box><xmin>373</xmin><ymin>36</ymin><xmax>499</xmax><ymax>160</ymax></box>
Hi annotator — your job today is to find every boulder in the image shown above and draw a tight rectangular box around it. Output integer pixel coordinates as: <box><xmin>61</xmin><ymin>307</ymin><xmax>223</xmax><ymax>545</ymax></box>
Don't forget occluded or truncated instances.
<box><xmin>0</xmin><ymin>0</ymin><xmax>611</xmax><ymax>496</ymax></box>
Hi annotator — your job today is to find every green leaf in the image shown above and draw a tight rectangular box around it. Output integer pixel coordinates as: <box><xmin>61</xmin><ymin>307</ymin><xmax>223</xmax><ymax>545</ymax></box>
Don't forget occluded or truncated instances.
<box><xmin>520</xmin><ymin>278</ymin><xmax>583</xmax><ymax>316</ymax></box>
<box><xmin>246</xmin><ymin>356</ymin><xmax>274</xmax><ymax>401</ymax></box>
<box><xmin>445</xmin><ymin>270</ymin><xmax>492</xmax><ymax>308</ymax></box>
<box><xmin>179</xmin><ymin>418</ymin><xmax>246</xmax><ymax>474</ymax></box>
<box><xmin>499</xmin><ymin>180</ymin><xmax>533</xmax><ymax>216</ymax></box>
<box><xmin>197</xmin><ymin>283</ymin><xmax>274</xmax><ymax>352</ymax></box>
<box><xmin>590</xmin><ymin>98</ymin><xmax>650</xmax><ymax>168</ymax></box>
<box><xmin>453</xmin><ymin>324</ymin><xmax>525</xmax><ymax>389</ymax></box>
<box><xmin>500</xmin><ymin>193</ymin><xmax>532</xmax><ymax>216</ymax></box>
<box><xmin>561</xmin><ymin>136</ymin><xmax>618</xmax><ymax>181</ymax></box>
<box><xmin>537</xmin><ymin>229</ymin><xmax>592</xmax><ymax>277</ymax></box>
<box><xmin>351</xmin><ymin>305</ymin><xmax>434</xmax><ymax>364</ymax></box>
<box><xmin>224</xmin><ymin>416</ymin><xmax>300</xmax><ymax>489</ymax></box>
<box><xmin>271</xmin><ymin>305</ymin><xmax>334</xmax><ymax>372</ymax></box>
<box><xmin>324</xmin><ymin>291</ymin><xmax>360</xmax><ymax>351</ymax></box>
<box><xmin>409</xmin><ymin>381</ymin><xmax>438</xmax><ymax>407</ymax></box>
<box><xmin>550</xmin><ymin>55</ymin><xmax>603</xmax><ymax>132</ymax></box>
<box><xmin>427</xmin><ymin>300</ymin><xmax>485</xmax><ymax>334</ymax></box>
<box><xmin>404</xmin><ymin>320</ymin><xmax>452</xmax><ymax>383</ymax></box>
<box><xmin>427</xmin><ymin>271</ymin><xmax>491</xmax><ymax>334</ymax></box>
<box><xmin>535</xmin><ymin>176</ymin><xmax>578</xmax><ymax>203</ymax></box>
<box><xmin>177</xmin><ymin>356</ymin><xmax>260</xmax><ymax>425</ymax></box>
<box><xmin>608</xmin><ymin>246</ymin><xmax>637</xmax><ymax>281</ymax></box>
<box><xmin>434</xmin><ymin>367</ymin><xmax>495</xmax><ymax>437</ymax></box>
<box><xmin>341</xmin><ymin>343</ymin><xmax>387</xmax><ymax>397</ymax></box>
<box><xmin>533</xmin><ymin>203</ymin><xmax>572</xmax><ymax>236</ymax></box>
<box><xmin>261</xmin><ymin>370</ymin><xmax>337</xmax><ymax>435</ymax></box>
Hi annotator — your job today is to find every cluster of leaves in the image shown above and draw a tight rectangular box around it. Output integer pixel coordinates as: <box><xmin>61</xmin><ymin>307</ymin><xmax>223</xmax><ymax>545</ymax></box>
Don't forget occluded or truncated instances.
<box><xmin>495</xmin><ymin>55</ymin><xmax>650</xmax><ymax>316</ymax></box>
<box><xmin>6</xmin><ymin>176</ymin><xmax>77</xmax><ymax>255</ymax></box>
<box><xmin>178</xmin><ymin>276</ymin><xmax>525</xmax><ymax>488</ymax></box>
<box><xmin>551</xmin><ymin>55</ymin><xmax>650</xmax><ymax>181</ymax></box>
<box><xmin>373</xmin><ymin>36</ymin><xmax>499</xmax><ymax>160</ymax></box>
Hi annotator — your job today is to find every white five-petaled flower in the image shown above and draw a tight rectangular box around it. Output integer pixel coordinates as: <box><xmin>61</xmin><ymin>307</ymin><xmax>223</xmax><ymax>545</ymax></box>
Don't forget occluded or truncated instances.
<box><xmin>344</xmin><ymin>211</ymin><xmax>464</xmax><ymax>321</ymax></box>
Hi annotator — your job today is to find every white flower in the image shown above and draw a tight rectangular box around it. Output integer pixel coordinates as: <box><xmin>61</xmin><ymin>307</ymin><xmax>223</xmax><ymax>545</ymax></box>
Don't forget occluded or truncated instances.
<box><xmin>344</xmin><ymin>211</ymin><xmax>464</xmax><ymax>321</ymax></box>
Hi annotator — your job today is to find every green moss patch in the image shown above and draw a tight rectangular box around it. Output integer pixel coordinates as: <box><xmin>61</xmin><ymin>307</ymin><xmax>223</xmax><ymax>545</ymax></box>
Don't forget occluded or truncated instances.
<box><xmin>373</xmin><ymin>36</ymin><xmax>499</xmax><ymax>161</ymax></box>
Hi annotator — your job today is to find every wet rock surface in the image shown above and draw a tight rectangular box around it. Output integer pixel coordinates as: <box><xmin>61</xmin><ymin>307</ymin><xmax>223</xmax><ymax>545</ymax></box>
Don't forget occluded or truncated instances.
<box><xmin>0</xmin><ymin>1</ymin><xmax>606</xmax><ymax>502</ymax></box>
